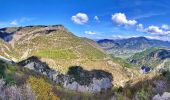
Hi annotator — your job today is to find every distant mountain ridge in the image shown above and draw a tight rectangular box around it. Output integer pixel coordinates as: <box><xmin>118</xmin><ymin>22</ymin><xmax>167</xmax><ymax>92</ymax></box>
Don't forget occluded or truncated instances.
<box><xmin>97</xmin><ymin>37</ymin><xmax>170</xmax><ymax>50</ymax></box>
<box><xmin>97</xmin><ymin>37</ymin><xmax>170</xmax><ymax>59</ymax></box>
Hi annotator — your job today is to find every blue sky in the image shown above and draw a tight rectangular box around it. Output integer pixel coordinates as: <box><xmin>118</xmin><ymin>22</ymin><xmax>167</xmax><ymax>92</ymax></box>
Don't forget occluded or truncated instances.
<box><xmin>1</xmin><ymin>0</ymin><xmax>170</xmax><ymax>41</ymax></box>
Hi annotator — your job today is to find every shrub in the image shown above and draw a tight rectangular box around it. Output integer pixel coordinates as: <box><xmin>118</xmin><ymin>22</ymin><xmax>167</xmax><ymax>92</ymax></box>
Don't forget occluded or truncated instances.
<box><xmin>0</xmin><ymin>61</ymin><xmax>16</xmax><ymax>85</ymax></box>
<box><xmin>136</xmin><ymin>88</ymin><xmax>149</xmax><ymax>100</ymax></box>
<box><xmin>27</xmin><ymin>76</ymin><xmax>60</xmax><ymax>100</ymax></box>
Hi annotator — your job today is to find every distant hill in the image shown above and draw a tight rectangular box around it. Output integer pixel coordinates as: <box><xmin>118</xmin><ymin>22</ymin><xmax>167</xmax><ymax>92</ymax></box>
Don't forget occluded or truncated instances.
<box><xmin>97</xmin><ymin>37</ymin><xmax>170</xmax><ymax>59</ymax></box>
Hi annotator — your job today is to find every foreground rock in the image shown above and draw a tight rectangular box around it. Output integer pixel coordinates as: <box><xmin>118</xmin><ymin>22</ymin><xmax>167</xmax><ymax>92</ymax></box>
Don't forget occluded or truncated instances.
<box><xmin>153</xmin><ymin>92</ymin><xmax>170</xmax><ymax>100</ymax></box>
<box><xmin>18</xmin><ymin>56</ymin><xmax>113</xmax><ymax>93</ymax></box>
<box><xmin>63</xmin><ymin>78</ymin><xmax>111</xmax><ymax>93</ymax></box>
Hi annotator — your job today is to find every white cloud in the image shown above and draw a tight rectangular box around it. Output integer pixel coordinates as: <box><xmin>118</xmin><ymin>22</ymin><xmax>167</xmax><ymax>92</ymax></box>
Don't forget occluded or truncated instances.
<box><xmin>161</xmin><ymin>24</ymin><xmax>169</xmax><ymax>30</ymax></box>
<box><xmin>111</xmin><ymin>13</ymin><xmax>137</xmax><ymax>26</ymax></box>
<box><xmin>71</xmin><ymin>13</ymin><xmax>88</xmax><ymax>24</ymax></box>
<box><xmin>146</xmin><ymin>25</ymin><xmax>163</xmax><ymax>34</ymax></box>
<box><xmin>137</xmin><ymin>25</ymin><xmax>170</xmax><ymax>35</ymax></box>
<box><xmin>10</xmin><ymin>20</ymin><xmax>18</xmax><ymax>26</ymax></box>
<box><xmin>94</xmin><ymin>16</ymin><xmax>99</xmax><ymax>21</ymax></box>
<box><xmin>85</xmin><ymin>31</ymin><xmax>96</xmax><ymax>35</ymax></box>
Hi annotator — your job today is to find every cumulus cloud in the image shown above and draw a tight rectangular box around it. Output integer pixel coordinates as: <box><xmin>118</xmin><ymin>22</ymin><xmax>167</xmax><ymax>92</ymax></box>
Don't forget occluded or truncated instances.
<box><xmin>137</xmin><ymin>25</ymin><xmax>170</xmax><ymax>35</ymax></box>
<box><xmin>10</xmin><ymin>20</ymin><xmax>18</xmax><ymax>26</ymax></box>
<box><xmin>94</xmin><ymin>16</ymin><xmax>99</xmax><ymax>21</ymax></box>
<box><xmin>111</xmin><ymin>13</ymin><xmax>137</xmax><ymax>26</ymax></box>
<box><xmin>71</xmin><ymin>13</ymin><xmax>88</xmax><ymax>24</ymax></box>
<box><xmin>161</xmin><ymin>24</ymin><xmax>169</xmax><ymax>30</ymax></box>
<box><xmin>146</xmin><ymin>25</ymin><xmax>163</xmax><ymax>34</ymax></box>
<box><xmin>85</xmin><ymin>31</ymin><xmax>96</xmax><ymax>35</ymax></box>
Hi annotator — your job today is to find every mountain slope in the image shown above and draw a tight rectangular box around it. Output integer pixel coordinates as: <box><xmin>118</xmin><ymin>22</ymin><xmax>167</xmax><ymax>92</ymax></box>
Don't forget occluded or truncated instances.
<box><xmin>129</xmin><ymin>47</ymin><xmax>170</xmax><ymax>70</ymax></box>
<box><xmin>0</xmin><ymin>25</ymin><xmax>106</xmax><ymax>60</ymax></box>
<box><xmin>0</xmin><ymin>25</ymin><xmax>135</xmax><ymax>86</ymax></box>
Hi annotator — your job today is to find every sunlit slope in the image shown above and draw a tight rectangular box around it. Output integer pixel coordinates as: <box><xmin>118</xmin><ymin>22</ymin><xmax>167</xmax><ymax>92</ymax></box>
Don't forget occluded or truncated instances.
<box><xmin>0</xmin><ymin>25</ymin><xmax>138</xmax><ymax>86</ymax></box>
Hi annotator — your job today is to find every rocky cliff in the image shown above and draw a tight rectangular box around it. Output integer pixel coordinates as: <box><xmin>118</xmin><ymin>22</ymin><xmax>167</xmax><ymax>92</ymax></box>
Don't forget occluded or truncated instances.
<box><xmin>18</xmin><ymin>56</ymin><xmax>113</xmax><ymax>93</ymax></box>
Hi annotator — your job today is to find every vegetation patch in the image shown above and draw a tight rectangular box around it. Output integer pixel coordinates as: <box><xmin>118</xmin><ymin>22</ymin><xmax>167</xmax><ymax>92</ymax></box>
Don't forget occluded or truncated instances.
<box><xmin>0</xmin><ymin>60</ymin><xmax>17</xmax><ymax>85</ymax></box>
<box><xmin>111</xmin><ymin>55</ymin><xmax>133</xmax><ymax>68</ymax></box>
<box><xmin>34</xmin><ymin>49</ymin><xmax>78</xmax><ymax>59</ymax></box>
<box><xmin>27</xmin><ymin>76</ymin><xmax>60</xmax><ymax>100</ymax></box>
<box><xmin>67</xmin><ymin>66</ymin><xmax>113</xmax><ymax>85</ymax></box>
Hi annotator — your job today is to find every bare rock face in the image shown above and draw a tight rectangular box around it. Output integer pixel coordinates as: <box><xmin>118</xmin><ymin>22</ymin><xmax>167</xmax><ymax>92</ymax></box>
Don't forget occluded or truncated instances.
<box><xmin>61</xmin><ymin>66</ymin><xmax>113</xmax><ymax>93</ymax></box>
<box><xmin>153</xmin><ymin>80</ymin><xmax>167</xmax><ymax>94</ymax></box>
<box><xmin>18</xmin><ymin>56</ymin><xmax>60</xmax><ymax>78</ymax></box>
<box><xmin>0</xmin><ymin>25</ymin><xmax>67</xmax><ymax>41</ymax></box>
<box><xmin>153</xmin><ymin>92</ymin><xmax>170</xmax><ymax>100</ymax></box>
<box><xmin>64</xmin><ymin>78</ymin><xmax>112</xmax><ymax>93</ymax></box>
<box><xmin>17</xmin><ymin>56</ymin><xmax>113</xmax><ymax>93</ymax></box>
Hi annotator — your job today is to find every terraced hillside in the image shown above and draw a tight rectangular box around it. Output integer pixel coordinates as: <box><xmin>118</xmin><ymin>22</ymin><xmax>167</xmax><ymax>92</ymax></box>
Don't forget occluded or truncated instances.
<box><xmin>0</xmin><ymin>25</ymin><xmax>137</xmax><ymax>86</ymax></box>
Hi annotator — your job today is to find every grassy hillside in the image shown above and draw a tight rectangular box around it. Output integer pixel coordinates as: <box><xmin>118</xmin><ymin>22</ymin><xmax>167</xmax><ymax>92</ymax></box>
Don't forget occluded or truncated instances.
<box><xmin>110</xmin><ymin>55</ymin><xmax>134</xmax><ymax>68</ymax></box>
<box><xmin>0</xmin><ymin>25</ymin><xmax>135</xmax><ymax>86</ymax></box>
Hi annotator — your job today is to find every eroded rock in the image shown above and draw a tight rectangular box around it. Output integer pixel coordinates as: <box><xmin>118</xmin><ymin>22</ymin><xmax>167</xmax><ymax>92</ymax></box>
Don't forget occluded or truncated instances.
<box><xmin>153</xmin><ymin>92</ymin><xmax>170</xmax><ymax>100</ymax></box>
<box><xmin>17</xmin><ymin>56</ymin><xmax>113</xmax><ymax>93</ymax></box>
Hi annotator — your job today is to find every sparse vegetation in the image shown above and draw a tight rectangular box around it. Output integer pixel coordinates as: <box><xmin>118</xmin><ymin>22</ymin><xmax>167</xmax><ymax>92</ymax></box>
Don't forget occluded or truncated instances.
<box><xmin>27</xmin><ymin>76</ymin><xmax>60</xmax><ymax>100</ymax></box>
<box><xmin>110</xmin><ymin>55</ymin><xmax>133</xmax><ymax>68</ymax></box>
<box><xmin>0</xmin><ymin>60</ymin><xmax>17</xmax><ymax>84</ymax></box>
<box><xmin>35</xmin><ymin>49</ymin><xmax>78</xmax><ymax>59</ymax></box>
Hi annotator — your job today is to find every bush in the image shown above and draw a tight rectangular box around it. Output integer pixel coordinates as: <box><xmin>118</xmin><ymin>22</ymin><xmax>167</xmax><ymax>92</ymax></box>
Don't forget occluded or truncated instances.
<box><xmin>0</xmin><ymin>61</ymin><xmax>16</xmax><ymax>85</ymax></box>
<box><xmin>27</xmin><ymin>76</ymin><xmax>60</xmax><ymax>100</ymax></box>
<box><xmin>136</xmin><ymin>88</ymin><xmax>150</xmax><ymax>100</ymax></box>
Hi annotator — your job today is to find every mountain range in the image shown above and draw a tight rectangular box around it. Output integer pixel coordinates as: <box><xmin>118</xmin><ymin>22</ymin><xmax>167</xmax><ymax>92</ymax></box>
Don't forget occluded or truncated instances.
<box><xmin>97</xmin><ymin>37</ymin><xmax>170</xmax><ymax>59</ymax></box>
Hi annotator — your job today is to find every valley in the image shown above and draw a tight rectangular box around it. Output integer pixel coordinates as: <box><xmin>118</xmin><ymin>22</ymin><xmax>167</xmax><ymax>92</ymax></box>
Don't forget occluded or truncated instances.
<box><xmin>0</xmin><ymin>25</ymin><xmax>170</xmax><ymax>100</ymax></box>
